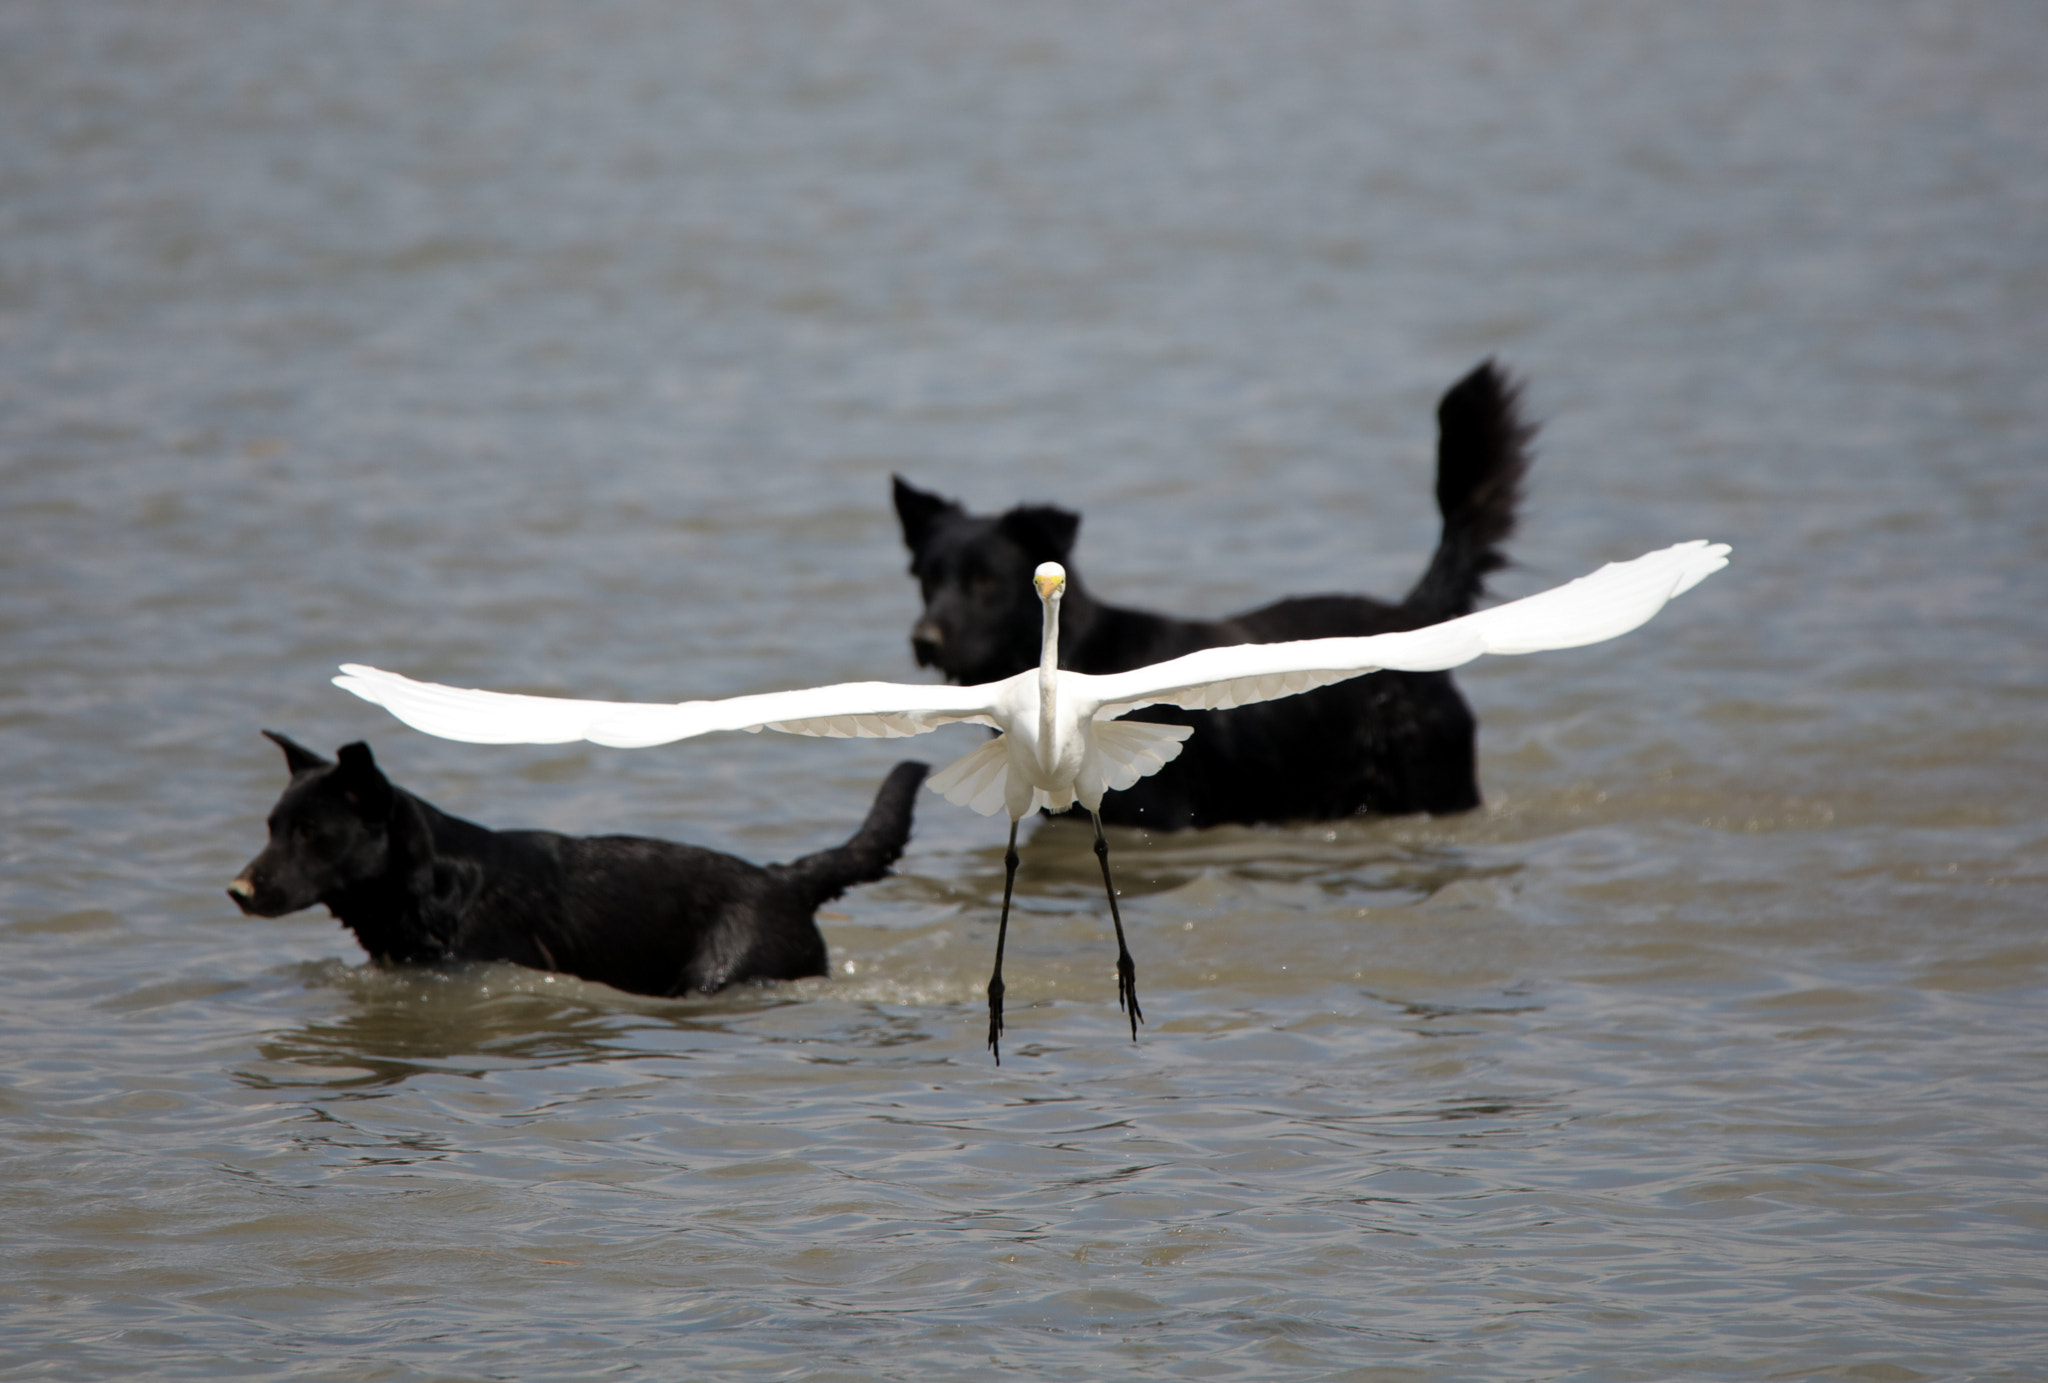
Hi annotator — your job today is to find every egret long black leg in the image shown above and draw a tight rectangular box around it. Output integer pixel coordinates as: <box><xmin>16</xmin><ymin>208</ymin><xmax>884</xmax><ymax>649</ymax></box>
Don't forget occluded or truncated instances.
<box><xmin>987</xmin><ymin>820</ymin><xmax>1020</xmax><ymax>1064</ymax></box>
<box><xmin>1091</xmin><ymin>811</ymin><xmax>1143</xmax><ymax>1040</ymax></box>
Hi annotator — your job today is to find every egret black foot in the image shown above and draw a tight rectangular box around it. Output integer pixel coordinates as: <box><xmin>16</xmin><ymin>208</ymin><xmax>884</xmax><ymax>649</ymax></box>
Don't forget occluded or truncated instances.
<box><xmin>987</xmin><ymin>976</ymin><xmax>1005</xmax><ymax>1064</ymax></box>
<box><xmin>1117</xmin><ymin>952</ymin><xmax>1143</xmax><ymax>1040</ymax></box>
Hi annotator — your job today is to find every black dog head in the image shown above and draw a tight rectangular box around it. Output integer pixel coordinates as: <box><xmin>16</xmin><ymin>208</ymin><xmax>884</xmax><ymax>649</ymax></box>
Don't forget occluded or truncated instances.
<box><xmin>228</xmin><ymin>733</ymin><xmax>480</xmax><ymax>962</ymax></box>
<box><xmin>892</xmin><ymin>475</ymin><xmax>1081</xmax><ymax>685</ymax></box>
<box><xmin>227</xmin><ymin>732</ymin><xmax>403</xmax><ymax>918</ymax></box>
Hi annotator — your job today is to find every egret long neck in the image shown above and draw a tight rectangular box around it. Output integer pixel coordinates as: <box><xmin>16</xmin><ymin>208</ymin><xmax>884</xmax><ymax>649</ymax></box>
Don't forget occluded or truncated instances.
<box><xmin>1037</xmin><ymin>592</ymin><xmax>1061</xmax><ymax>755</ymax></box>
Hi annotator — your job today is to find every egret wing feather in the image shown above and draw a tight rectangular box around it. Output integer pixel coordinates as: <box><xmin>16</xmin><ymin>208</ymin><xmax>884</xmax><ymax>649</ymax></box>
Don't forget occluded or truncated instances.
<box><xmin>334</xmin><ymin>664</ymin><xmax>1001</xmax><ymax>748</ymax></box>
<box><xmin>1089</xmin><ymin>541</ymin><xmax>1728</xmax><ymax>718</ymax></box>
<box><xmin>1078</xmin><ymin>719</ymin><xmax>1195</xmax><ymax>806</ymax></box>
<box><xmin>927</xmin><ymin>734</ymin><xmax>1016</xmax><ymax>816</ymax></box>
<box><xmin>331</xmin><ymin>665</ymin><xmax>612</xmax><ymax>744</ymax></box>
<box><xmin>1442</xmin><ymin>539</ymin><xmax>1729</xmax><ymax>654</ymax></box>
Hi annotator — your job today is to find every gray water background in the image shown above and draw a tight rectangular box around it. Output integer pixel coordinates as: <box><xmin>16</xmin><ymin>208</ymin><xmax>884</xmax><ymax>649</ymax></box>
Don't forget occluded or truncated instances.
<box><xmin>3</xmin><ymin>2</ymin><xmax>2046</xmax><ymax>1378</ymax></box>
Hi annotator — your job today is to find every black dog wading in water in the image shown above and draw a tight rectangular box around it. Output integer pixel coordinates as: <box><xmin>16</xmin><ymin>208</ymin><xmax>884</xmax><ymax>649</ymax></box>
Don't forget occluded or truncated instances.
<box><xmin>892</xmin><ymin>359</ymin><xmax>1533</xmax><ymax>829</ymax></box>
<box><xmin>228</xmin><ymin>731</ymin><xmax>926</xmax><ymax>997</ymax></box>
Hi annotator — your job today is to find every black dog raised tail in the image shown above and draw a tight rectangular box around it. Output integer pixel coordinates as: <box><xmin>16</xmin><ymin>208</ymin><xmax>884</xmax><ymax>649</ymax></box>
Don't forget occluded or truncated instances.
<box><xmin>1403</xmin><ymin>359</ymin><xmax>1533</xmax><ymax>623</ymax></box>
<box><xmin>769</xmin><ymin>760</ymin><xmax>928</xmax><ymax>911</ymax></box>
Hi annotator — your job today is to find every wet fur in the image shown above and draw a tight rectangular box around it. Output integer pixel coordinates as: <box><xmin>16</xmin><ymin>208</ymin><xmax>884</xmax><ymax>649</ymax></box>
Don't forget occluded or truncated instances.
<box><xmin>893</xmin><ymin>360</ymin><xmax>1532</xmax><ymax>829</ymax></box>
<box><xmin>230</xmin><ymin>732</ymin><xmax>927</xmax><ymax>996</ymax></box>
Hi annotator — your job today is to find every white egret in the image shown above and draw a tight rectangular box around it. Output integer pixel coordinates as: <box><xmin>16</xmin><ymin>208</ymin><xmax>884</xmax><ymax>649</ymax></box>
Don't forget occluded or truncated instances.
<box><xmin>334</xmin><ymin>539</ymin><xmax>1728</xmax><ymax>1060</ymax></box>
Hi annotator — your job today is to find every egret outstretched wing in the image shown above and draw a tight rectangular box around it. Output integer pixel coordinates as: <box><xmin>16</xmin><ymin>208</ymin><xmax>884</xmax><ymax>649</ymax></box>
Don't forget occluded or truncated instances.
<box><xmin>333</xmin><ymin>664</ymin><xmax>1005</xmax><ymax>748</ymax></box>
<box><xmin>1086</xmin><ymin>540</ymin><xmax>1729</xmax><ymax>719</ymax></box>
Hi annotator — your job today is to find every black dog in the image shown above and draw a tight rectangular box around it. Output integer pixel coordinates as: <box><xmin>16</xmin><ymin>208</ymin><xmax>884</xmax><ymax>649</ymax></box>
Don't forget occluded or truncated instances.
<box><xmin>229</xmin><ymin>731</ymin><xmax>927</xmax><ymax>997</ymax></box>
<box><xmin>892</xmin><ymin>360</ymin><xmax>1532</xmax><ymax>829</ymax></box>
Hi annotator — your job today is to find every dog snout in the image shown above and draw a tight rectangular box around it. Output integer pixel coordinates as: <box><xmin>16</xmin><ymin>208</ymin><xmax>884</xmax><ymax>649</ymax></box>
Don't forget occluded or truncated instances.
<box><xmin>909</xmin><ymin>618</ymin><xmax>945</xmax><ymax>667</ymax></box>
<box><xmin>226</xmin><ymin>872</ymin><xmax>262</xmax><ymax>915</ymax></box>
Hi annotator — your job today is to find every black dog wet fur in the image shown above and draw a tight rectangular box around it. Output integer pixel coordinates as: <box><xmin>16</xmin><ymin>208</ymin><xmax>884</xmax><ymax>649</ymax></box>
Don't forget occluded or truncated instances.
<box><xmin>892</xmin><ymin>359</ymin><xmax>1532</xmax><ymax>830</ymax></box>
<box><xmin>229</xmin><ymin>731</ymin><xmax>927</xmax><ymax>997</ymax></box>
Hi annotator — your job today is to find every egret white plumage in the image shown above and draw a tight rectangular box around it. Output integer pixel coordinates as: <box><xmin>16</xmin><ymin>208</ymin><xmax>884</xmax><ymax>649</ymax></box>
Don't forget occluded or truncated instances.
<box><xmin>334</xmin><ymin>539</ymin><xmax>1728</xmax><ymax>1060</ymax></box>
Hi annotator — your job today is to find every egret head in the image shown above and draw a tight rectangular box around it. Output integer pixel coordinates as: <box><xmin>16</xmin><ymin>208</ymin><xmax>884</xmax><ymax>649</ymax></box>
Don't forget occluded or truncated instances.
<box><xmin>1033</xmin><ymin>562</ymin><xmax>1067</xmax><ymax>603</ymax></box>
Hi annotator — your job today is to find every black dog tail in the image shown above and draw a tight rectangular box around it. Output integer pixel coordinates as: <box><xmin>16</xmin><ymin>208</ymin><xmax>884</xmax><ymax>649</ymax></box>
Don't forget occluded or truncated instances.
<box><xmin>1402</xmin><ymin>359</ymin><xmax>1535</xmax><ymax>623</ymax></box>
<box><xmin>773</xmin><ymin>761</ymin><xmax>930</xmax><ymax>909</ymax></box>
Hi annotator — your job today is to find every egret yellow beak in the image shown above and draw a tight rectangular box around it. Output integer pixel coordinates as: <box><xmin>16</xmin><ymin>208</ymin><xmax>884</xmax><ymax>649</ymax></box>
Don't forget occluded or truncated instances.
<box><xmin>1033</xmin><ymin>563</ymin><xmax>1066</xmax><ymax>601</ymax></box>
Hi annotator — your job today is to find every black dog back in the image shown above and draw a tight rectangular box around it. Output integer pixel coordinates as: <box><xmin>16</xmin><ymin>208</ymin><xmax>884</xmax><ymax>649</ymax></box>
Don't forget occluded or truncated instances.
<box><xmin>893</xmin><ymin>361</ymin><xmax>1531</xmax><ymax>829</ymax></box>
<box><xmin>230</xmin><ymin>732</ymin><xmax>926</xmax><ymax>996</ymax></box>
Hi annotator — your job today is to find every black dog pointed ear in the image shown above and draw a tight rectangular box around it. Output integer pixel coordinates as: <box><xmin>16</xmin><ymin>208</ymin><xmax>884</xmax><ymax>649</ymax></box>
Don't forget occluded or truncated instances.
<box><xmin>998</xmin><ymin>504</ymin><xmax>1081</xmax><ymax>561</ymax></box>
<box><xmin>892</xmin><ymin>475</ymin><xmax>963</xmax><ymax>551</ymax></box>
<box><xmin>333</xmin><ymin>742</ymin><xmax>395</xmax><ymax>817</ymax></box>
<box><xmin>262</xmin><ymin>730</ymin><xmax>330</xmax><ymax>776</ymax></box>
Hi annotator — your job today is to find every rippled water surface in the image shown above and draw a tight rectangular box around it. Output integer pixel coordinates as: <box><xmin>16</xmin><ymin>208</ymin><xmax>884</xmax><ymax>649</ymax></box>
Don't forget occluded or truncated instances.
<box><xmin>4</xmin><ymin>3</ymin><xmax>2046</xmax><ymax>1378</ymax></box>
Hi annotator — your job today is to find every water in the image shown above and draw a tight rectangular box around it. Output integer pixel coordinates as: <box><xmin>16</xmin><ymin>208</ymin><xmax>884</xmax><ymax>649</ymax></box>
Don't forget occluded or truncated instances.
<box><xmin>3</xmin><ymin>2</ymin><xmax>2045</xmax><ymax>1377</ymax></box>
